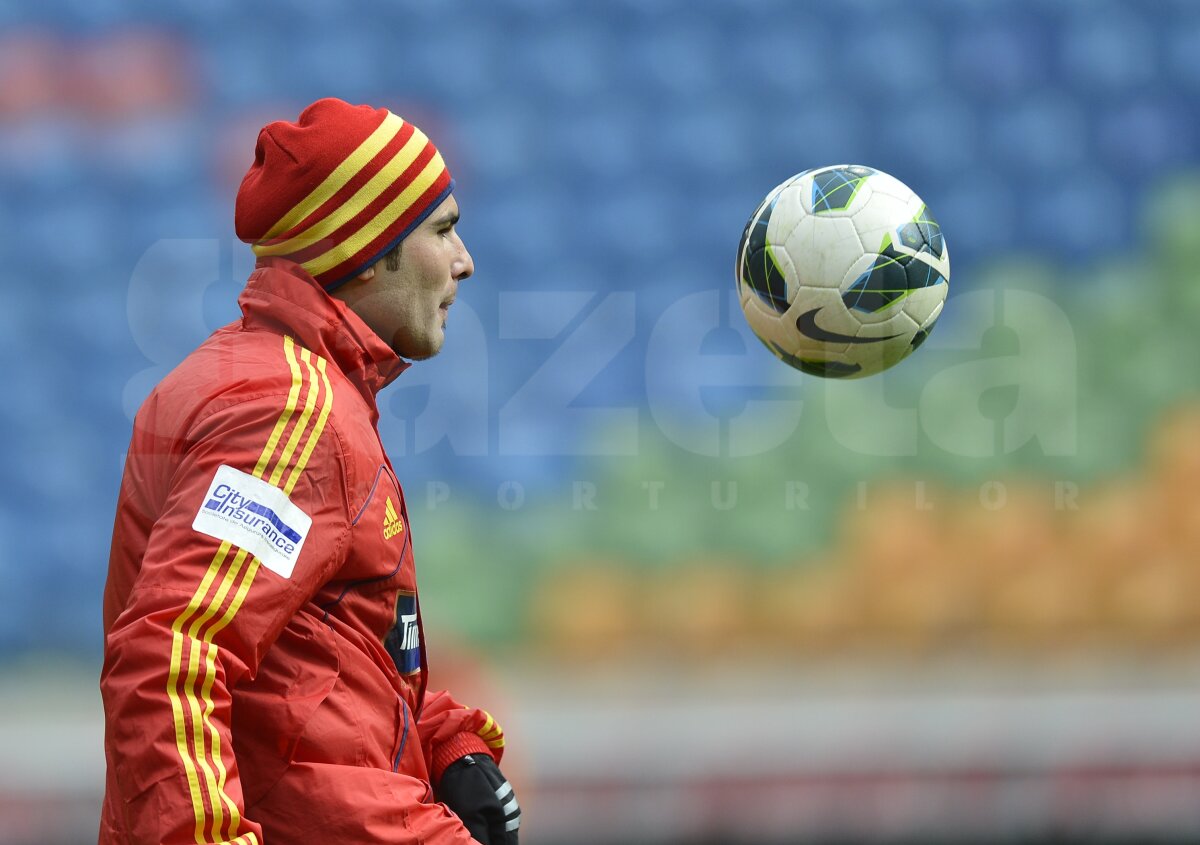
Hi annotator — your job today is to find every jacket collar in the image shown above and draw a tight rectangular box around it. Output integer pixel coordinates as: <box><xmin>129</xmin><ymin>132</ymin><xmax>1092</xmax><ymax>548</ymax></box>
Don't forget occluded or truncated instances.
<box><xmin>238</xmin><ymin>257</ymin><xmax>409</xmax><ymax>409</ymax></box>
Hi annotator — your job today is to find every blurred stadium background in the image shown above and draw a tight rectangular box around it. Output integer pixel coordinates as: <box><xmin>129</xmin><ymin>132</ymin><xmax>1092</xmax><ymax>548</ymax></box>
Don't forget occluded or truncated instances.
<box><xmin>3</xmin><ymin>0</ymin><xmax>1200</xmax><ymax>842</ymax></box>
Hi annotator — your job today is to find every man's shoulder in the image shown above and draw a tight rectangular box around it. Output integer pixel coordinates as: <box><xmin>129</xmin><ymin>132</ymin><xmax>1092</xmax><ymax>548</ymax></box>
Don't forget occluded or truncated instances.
<box><xmin>146</xmin><ymin>326</ymin><xmax>318</xmax><ymax>423</ymax></box>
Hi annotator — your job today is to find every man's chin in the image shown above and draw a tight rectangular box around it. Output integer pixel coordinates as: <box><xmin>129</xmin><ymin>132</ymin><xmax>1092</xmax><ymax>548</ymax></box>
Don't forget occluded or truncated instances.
<box><xmin>395</xmin><ymin>334</ymin><xmax>443</xmax><ymax>361</ymax></box>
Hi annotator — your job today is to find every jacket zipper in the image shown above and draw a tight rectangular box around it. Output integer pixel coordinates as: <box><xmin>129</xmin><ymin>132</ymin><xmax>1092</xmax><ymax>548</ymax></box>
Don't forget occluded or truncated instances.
<box><xmin>392</xmin><ymin>694</ymin><xmax>410</xmax><ymax>772</ymax></box>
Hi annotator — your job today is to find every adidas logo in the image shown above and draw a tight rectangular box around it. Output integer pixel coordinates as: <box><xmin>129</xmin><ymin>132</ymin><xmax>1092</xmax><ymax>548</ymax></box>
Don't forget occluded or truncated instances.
<box><xmin>383</xmin><ymin>496</ymin><xmax>404</xmax><ymax>540</ymax></box>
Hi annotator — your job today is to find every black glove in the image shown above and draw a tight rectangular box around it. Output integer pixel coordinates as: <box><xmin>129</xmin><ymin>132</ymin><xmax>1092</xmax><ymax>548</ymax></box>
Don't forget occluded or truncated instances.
<box><xmin>436</xmin><ymin>753</ymin><xmax>521</xmax><ymax>844</ymax></box>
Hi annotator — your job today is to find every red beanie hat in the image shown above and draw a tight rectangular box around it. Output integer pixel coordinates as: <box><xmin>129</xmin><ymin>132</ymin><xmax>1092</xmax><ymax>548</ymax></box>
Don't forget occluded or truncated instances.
<box><xmin>235</xmin><ymin>98</ymin><xmax>454</xmax><ymax>290</ymax></box>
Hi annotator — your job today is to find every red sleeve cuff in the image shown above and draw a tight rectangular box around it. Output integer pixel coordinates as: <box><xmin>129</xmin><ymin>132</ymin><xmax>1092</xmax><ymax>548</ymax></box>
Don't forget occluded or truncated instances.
<box><xmin>431</xmin><ymin>731</ymin><xmax>495</xmax><ymax>784</ymax></box>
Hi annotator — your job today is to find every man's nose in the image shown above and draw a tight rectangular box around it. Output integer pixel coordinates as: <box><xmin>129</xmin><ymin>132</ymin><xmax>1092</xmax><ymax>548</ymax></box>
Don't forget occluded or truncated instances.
<box><xmin>454</xmin><ymin>240</ymin><xmax>474</xmax><ymax>281</ymax></box>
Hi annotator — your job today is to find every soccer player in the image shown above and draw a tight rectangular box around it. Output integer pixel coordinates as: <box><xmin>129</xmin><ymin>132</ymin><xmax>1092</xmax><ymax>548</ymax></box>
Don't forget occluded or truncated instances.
<box><xmin>100</xmin><ymin>98</ymin><xmax>520</xmax><ymax>844</ymax></box>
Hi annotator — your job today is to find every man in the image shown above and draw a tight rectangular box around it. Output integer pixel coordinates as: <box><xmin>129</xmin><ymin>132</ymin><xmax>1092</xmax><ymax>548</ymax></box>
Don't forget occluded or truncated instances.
<box><xmin>100</xmin><ymin>98</ymin><xmax>520</xmax><ymax>844</ymax></box>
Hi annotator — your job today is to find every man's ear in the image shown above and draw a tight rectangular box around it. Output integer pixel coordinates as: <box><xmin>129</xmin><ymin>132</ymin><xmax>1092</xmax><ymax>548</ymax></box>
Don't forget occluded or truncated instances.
<box><xmin>357</xmin><ymin>265</ymin><xmax>377</xmax><ymax>282</ymax></box>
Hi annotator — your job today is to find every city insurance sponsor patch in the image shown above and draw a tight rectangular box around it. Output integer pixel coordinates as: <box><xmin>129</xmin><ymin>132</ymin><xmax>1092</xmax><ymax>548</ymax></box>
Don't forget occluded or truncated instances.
<box><xmin>192</xmin><ymin>464</ymin><xmax>313</xmax><ymax>578</ymax></box>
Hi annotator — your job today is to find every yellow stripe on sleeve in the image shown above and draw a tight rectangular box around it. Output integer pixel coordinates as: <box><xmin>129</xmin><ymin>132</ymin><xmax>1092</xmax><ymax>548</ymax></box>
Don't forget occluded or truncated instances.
<box><xmin>252</xmin><ymin>126</ymin><xmax>430</xmax><ymax>258</ymax></box>
<box><xmin>166</xmin><ymin>335</ymin><xmax>333</xmax><ymax>844</ymax></box>
<box><xmin>166</xmin><ymin>541</ymin><xmax>233</xmax><ymax>842</ymax></box>
<box><xmin>190</xmin><ymin>548</ymin><xmax>254</xmax><ymax>833</ymax></box>
<box><xmin>476</xmin><ymin>710</ymin><xmax>504</xmax><ymax>740</ymax></box>
<box><xmin>260</xmin><ymin>112</ymin><xmax>405</xmax><ymax>242</ymax></box>
<box><xmin>284</xmin><ymin>355</ymin><xmax>333</xmax><ymax>495</ymax></box>
<box><xmin>267</xmin><ymin>347</ymin><xmax>321</xmax><ymax>488</ymax></box>
<box><xmin>204</xmin><ymin>350</ymin><xmax>334</xmax><ymax>840</ymax></box>
<box><xmin>477</xmin><ymin>712</ymin><xmax>496</xmax><ymax>737</ymax></box>
<box><xmin>250</xmin><ymin>336</ymin><xmax>304</xmax><ymax>477</ymax></box>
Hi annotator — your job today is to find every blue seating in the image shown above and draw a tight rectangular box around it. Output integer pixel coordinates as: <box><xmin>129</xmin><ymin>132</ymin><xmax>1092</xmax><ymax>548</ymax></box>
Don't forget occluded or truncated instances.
<box><xmin>1060</xmin><ymin>8</ymin><xmax>1157</xmax><ymax>93</ymax></box>
<box><xmin>4</xmin><ymin>0</ymin><xmax>1200</xmax><ymax>659</ymax></box>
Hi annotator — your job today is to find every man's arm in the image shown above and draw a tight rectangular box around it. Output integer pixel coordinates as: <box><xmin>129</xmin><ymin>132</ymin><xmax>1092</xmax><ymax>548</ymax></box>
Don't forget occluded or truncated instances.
<box><xmin>102</xmin><ymin>386</ymin><xmax>350</xmax><ymax>844</ymax></box>
<box><xmin>419</xmin><ymin>690</ymin><xmax>520</xmax><ymax>843</ymax></box>
<box><xmin>418</xmin><ymin>688</ymin><xmax>507</xmax><ymax>781</ymax></box>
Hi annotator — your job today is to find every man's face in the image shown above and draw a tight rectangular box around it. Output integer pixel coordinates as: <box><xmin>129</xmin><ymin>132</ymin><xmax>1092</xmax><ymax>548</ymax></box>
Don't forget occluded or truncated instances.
<box><xmin>336</xmin><ymin>194</ymin><xmax>474</xmax><ymax>360</ymax></box>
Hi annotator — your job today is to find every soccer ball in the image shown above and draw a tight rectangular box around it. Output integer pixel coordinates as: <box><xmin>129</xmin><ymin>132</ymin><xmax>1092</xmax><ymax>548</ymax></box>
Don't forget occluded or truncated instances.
<box><xmin>735</xmin><ymin>165</ymin><xmax>949</xmax><ymax>378</ymax></box>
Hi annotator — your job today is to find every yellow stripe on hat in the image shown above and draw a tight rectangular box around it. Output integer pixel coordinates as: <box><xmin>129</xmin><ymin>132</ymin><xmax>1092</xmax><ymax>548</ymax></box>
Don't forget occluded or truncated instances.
<box><xmin>253</xmin><ymin>124</ymin><xmax>432</xmax><ymax>258</ymax></box>
<box><xmin>261</xmin><ymin>111</ymin><xmax>405</xmax><ymax>242</ymax></box>
<box><xmin>301</xmin><ymin>151</ymin><xmax>446</xmax><ymax>278</ymax></box>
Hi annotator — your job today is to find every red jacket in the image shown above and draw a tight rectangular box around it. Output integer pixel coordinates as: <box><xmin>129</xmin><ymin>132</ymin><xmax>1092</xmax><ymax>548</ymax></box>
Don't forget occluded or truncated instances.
<box><xmin>100</xmin><ymin>258</ymin><xmax>503</xmax><ymax>844</ymax></box>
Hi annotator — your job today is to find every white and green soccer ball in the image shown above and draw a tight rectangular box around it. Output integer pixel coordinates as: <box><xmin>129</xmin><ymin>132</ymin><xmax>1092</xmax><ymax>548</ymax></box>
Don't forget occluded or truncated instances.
<box><xmin>736</xmin><ymin>165</ymin><xmax>949</xmax><ymax>378</ymax></box>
